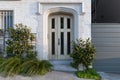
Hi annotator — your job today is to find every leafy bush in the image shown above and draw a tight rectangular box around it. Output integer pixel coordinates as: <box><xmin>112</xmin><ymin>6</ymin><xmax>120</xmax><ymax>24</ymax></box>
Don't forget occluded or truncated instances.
<box><xmin>70</xmin><ymin>38</ymin><xmax>101</xmax><ymax>79</ymax></box>
<box><xmin>6</xmin><ymin>24</ymin><xmax>36</xmax><ymax>58</ymax></box>
<box><xmin>70</xmin><ymin>38</ymin><xmax>96</xmax><ymax>70</ymax></box>
<box><xmin>76</xmin><ymin>68</ymin><xmax>101</xmax><ymax>80</ymax></box>
<box><xmin>0</xmin><ymin>24</ymin><xmax>52</xmax><ymax>76</ymax></box>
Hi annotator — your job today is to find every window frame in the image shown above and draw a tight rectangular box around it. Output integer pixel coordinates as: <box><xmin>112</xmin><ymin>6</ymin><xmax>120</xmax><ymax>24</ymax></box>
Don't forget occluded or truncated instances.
<box><xmin>0</xmin><ymin>10</ymin><xmax>14</xmax><ymax>30</ymax></box>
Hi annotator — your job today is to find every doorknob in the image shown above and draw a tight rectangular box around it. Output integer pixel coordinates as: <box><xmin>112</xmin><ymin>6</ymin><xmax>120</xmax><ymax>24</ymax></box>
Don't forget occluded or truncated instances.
<box><xmin>58</xmin><ymin>38</ymin><xmax>60</xmax><ymax>45</ymax></box>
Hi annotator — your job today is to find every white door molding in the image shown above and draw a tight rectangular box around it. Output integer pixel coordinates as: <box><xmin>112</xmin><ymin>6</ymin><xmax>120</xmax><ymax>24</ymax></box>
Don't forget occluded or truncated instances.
<box><xmin>43</xmin><ymin>7</ymin><xmax>78</xmax><ymax>60</ymax></box>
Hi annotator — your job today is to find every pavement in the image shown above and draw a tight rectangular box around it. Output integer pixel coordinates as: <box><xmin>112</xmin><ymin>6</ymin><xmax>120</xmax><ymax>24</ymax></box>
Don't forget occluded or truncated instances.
<box><xmin>0</xmin><ymin>71</ymin><xmax>119</xmax><ymax>80</ymax></box>
<box><xmin>0</xmin><ymin>71</ymin><xmax>92</xmax><ymax>80</ymax></box>
<box><xmin>0</xmin><ymin>71</ymin><xmax>120</xmax><ymax>80</ymax></box>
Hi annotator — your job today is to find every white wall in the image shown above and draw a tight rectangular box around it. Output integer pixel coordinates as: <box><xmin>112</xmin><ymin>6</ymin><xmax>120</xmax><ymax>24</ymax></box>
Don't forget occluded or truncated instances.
<box><xmin>0</xmin><ymin>0</ymin><xmax>38</xmax><ymax>33</ymax></box>
<box><xmin>0</xmin><ymin>0</ymin><xmax>91</xmax><ymax>60</ymax></box>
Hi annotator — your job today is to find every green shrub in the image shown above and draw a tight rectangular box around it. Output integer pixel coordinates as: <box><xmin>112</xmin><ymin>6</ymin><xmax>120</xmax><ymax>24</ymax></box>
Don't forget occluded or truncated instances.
<box><xmin>6</xmin><ymin>23</ymin><xmax>36</xmax><ymax>58</ymax></box>
<box><xmin>76</xmin><ymin>68</ymin><xmax>101</xmax><ymax>80</ymax></box>
<box><xmin>0</xmin><ymin>24</ymin><xmax>52</xmax><ymax>76</ymax></box>
<box><xmin>70</xmin><ymin>38</ymin><xmax>100</xmax><ymax>79</ymax></box>
<box><xmin>70</xmin><ymin>38</ymin><xmax>96</xmax><ymax>70</ymax></box>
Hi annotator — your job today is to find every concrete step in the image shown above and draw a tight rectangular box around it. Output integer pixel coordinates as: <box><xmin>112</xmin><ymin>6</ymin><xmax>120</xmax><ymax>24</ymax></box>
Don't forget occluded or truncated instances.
<box><xmin>50</xmin><ymin>60</ymin><xmax>77</xmax><ymax>72</ymax></box>
<box><xmin>50</xmin><ymin>60</ymin><xmax>72</xmax><ymax>65</ymax></box>
<box><xmin>52</xmin><ymin>64</ymin><xmax>77</xmax><ymax>72</ymax></box>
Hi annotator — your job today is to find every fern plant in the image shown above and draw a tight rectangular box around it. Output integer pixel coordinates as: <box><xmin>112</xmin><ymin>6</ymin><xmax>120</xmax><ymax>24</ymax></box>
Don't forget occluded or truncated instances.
<box><xmin>0</xmin><ymin>57</ymin><xmax>52</xmax><ymax>76</ymax></box>
<box><xmin>0</xmin><ymin>57</ymin><xmax>21</xmax><ymax>76</ymax></box>
<box><xmin>20</xmin><ymin>59</ymin><xmax>52</xmax><ymax>76</ymax></box>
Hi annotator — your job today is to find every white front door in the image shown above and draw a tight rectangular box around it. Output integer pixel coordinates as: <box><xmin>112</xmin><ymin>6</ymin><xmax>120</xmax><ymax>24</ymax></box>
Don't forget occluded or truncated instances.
<box><xmin>48</xmin><ymin>14</ymin><xmax>73</xmax><ymax>60</ymax></box>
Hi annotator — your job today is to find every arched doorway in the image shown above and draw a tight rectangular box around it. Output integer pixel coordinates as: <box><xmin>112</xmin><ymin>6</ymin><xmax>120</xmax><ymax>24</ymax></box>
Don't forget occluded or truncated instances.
<box><xmin>48</xmin><ymin>13</ymin><xmax>74</xmax><ymax>60</ymax></box>
<box><xmin>42</xmin><ymin>7</ymin><xmax>78</xmax><ymax>60</ymax></box>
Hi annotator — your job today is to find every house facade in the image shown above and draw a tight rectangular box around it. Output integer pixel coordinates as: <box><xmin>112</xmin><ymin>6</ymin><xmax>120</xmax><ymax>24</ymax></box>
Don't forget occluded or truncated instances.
<box><xmin>0</xmin><ymin>0</ymin><xmax>91</xmax><ymax>60</ymax></box>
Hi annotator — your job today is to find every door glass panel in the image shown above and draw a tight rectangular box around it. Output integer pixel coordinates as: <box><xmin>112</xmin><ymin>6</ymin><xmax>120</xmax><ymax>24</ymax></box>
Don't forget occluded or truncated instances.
<box><xmin>61</xmin><ymin>32</ymin><xmax>64</xmax><ymax>55</ymax></box>
<box><xmin>52</xmin><ymin>18</ymin><xmax>55</xmax><ymax>29</ymax></box>
<box><xmin>60</xmin><ymin>17</ymin><xmax>64</xmax><ymax>29</ymax></box>
<box><xmin>52</xmin><ymin>32</ymin><xmax>55</xmax><ymax>55</ymax></box>
<box><xmin>67</xmin><ymin>32</ymin><xmax>71</xmax><ymax>54</ymax></box>
<box><xmin>67</xmin><ymin>18</ymin><xmax>71</xmax><ymax>29</ymax></box>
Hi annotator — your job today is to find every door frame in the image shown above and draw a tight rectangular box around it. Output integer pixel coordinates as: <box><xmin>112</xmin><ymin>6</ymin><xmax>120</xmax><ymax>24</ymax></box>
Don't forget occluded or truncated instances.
<box><xmin>42</xmin><ymin>7</ymin><xmax>78</xmax><ymax>60</ymax></box>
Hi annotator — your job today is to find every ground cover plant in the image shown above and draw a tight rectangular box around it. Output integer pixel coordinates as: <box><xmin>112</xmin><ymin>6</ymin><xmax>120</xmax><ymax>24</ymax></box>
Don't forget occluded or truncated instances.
<box><xmin>0</xmin><ymin>24</ymin><xmax>52</xmax><ymax>76</ymax></box>
<box><xmin>70</xmin><ymin>38</ymin><xmax>101</xmax><ymax>80</ymax></box>
<box><xmin>76</xmin><ymin>68</ymin><xmax>101</xmax><ymax>80</ymax></box>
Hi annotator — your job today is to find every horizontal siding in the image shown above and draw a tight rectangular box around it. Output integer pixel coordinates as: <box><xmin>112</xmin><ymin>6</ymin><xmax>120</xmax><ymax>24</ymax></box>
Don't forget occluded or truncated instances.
<box><xmin>93</xmin><ymin>66</ymin><xmax>120</xmax><ymax>72</ymax></box>
<box><xmin>92</xmin><ymin>24</ymin><xmax>120</xmax><ymax>73</ymax></box>
<box><xmin>94</xmin><ymin>63</ymin><xmax>120</xmax><ymax>66</ymax></box>
<box><xmin>95</xmin><ymin>47</ymin><xmax>120</xmax><ymax>52</ymax></box>
<box><xmin>92</xmin><ymin>28</ymin><xmax>120</xmax><ymax>33</ymax></box>
<box><xmin>95</xmin><ymin>52</ymin><xmax>120</xmax><ymax>58</ymax></box>
<box><xmin>92</xmin><ymin>33</ymin><xmax>120</xmax><ymax>38</ymax></box>
<box><xmin>92</xmin><ymin>38</ymin><xmax>120</xmax><ymax>43</ymax></box>
<box><xmin>93</xmin><ymin>43</ymin><xmax>120</xmax><ymax>47</ymax></box>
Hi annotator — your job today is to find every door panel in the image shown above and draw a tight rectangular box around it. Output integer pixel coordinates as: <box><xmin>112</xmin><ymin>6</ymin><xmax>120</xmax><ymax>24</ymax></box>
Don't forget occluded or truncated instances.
<box><xmin>49</xmin><ymin>15</ymin><xmax>73</xmax><ymax>60</ymax></box>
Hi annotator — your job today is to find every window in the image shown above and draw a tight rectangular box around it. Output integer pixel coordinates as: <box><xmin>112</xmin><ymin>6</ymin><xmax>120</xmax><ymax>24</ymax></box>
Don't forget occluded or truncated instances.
<box><xmin>0</xmin><ymin>10</ymin><xmax>13</xmax><ymax>30</ymax></box>
<box><xmin>0</xmin><ymin>10</ymin><xmax>13</xmax><ymax>51</ymax></box>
